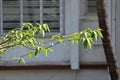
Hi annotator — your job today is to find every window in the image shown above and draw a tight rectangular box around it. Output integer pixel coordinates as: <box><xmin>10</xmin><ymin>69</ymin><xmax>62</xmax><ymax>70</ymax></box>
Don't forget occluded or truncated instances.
<box><xmin>0</xmin><ymin>0</ymin><xmax>64</xmax><ymax>34</ymax></box>
<box><xmin>88</xmin><ymin>0</ymin><xmax>96</xmax><ymax>13</ymax></box>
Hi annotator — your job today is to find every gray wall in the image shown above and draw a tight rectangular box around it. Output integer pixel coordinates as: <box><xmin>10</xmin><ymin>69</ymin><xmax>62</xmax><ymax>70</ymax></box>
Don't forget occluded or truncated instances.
<box><xmin>0</xmin><ymin>0</ymin><xmax>112</xmax><ymax>80</ymax></box>
<box><xmin>0</xmin><ymin>70</ymin><xmax>109</xmax><ymax>80</ymax></box>
<box><xmin>115</xmin><ymin>0</ymin><xmax>120</xmax><ymax>68</ymax></box>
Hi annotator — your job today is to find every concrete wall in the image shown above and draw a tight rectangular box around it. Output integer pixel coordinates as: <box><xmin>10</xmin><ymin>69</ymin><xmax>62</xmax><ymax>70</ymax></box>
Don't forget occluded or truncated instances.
<box><xmin>115</xmin><ymin>0</ymin><xmax>120</xmax><ymax>68</ymax></box>
<box><xmin>0</xmin><ymin>70</ymin><xmax>109</xmax><ymax>80</ymax></box>
<box><xmin>0</xmin><ymin>0</ymin><xmax>114</xmax><ymax>80</ymax></box>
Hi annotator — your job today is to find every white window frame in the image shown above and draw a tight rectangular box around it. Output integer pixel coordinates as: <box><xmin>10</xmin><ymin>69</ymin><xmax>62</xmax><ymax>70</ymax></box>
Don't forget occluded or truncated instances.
<box><xmin>0</xmin><ymin>0</ymin><xmax>81</xmax><ymax>70</ymax></box>
<box><xmin>0</xmin><ymin>0</ymin><xmax>64</xmax><ymax>35</ymax></box>
<box><xmin>0</xmin><ymin>0</ymin><xmax>3</xmax><ymax>34</ymax></box>
<box><xmin>84</xmin><ymin>0</ymin><xmax>114</xmax><ymax>47</ymax></box>
<box><xmin>86</xmin><ymin>0</ymin><xmax>97</xmax><ymax>21</ymax></box>
<box><xmin>79</xmin><ymin>0</ymin><xmax>97</xmax><ymax>21</ymax></box>
<box><xmin>80</xmin><ymin>0</ymin><xmax>112</xmax><ymax>22</ymax></box>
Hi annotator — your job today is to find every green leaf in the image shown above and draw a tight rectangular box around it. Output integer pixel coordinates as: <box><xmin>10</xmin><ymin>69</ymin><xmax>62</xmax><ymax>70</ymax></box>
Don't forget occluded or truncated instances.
<box><xmin>21</xmin><ymin>58</ymin><xmax>25</xmax><ymax>64</ymax></box>
<box><xmin>34</xmin><ymin>47</ymin><xmax>41</xmax><ymax>56</ymax></box>
<box><xmin>83</xmin><ymin>39</ymin><xmax>88</xmax><ymax>48</ymax></box>
<box><xmin>51</xmin><ymin>34</ymin><xmax>61</xmax><ymax>40</ymax></box>
<box><xmin>92</xmin><ymin>31</ymin><xmax>98</xmax><ymax>41</ymax></box>
<box><xmin>87</xmin><ymin>38</ymin><xmax>92</xmax><ymax>48</ymax></box>
<box><xmin>21</xmin><ymin>41</ymin><xmax>26</xmax><ymax>46</ymax></box>
<box><xmin>44</xmin><ymin>48</ymin><xmax>48</xmax><ymax>56</ymax></box>
<box><xmin>17</xmin><ymin>58</ymin><xmax>21</xmax><ymax>64</ymax></box>
<box><xmin>89</xmin><ymin>38</ymin><xmax>94</xmax><ymax>44</ymax></box>
<box><xmin>72</xmin><ymin>40</ymin><xmax>75</xmax><ymax>44</ymax></box>
<box><xmin>37</xmin><ymin>23</ymin><xmax>42</xmax><ymax>30</ymax></box>
<box><xmin>29</xmin><ymin>51</ymin><xmax>33</xmax><ymax>59</ymax></box>
<box><xmin>84</xmin><ymin>32</ymin><xmax>88</xmax><ymax>38</ymax></box>
<box><xmin>51</xmin><ymin>36</ymin><xmax>55</xmax><ymax>40</ymax></box>
<box><xmin>20</xmin><ymin>33</ymin><xmax>23</xmax><ymax>40</ymax></box>
<box><xmin>0</xmin><ymin>49</ymin><xmax>8</xmax><ymax>55</ymax></box>
<box><xmin>75</xmin><ymin>40</ymin><xmax>79</xmax><ymax>46</ymax></box>
<box><xmin>22</xmin><ymin>22</ymin><xmax>33</xmax><ymax>29</ymax></box>
<box><xmin>13</xmin><ymin>58</ymin><xmax>25</xmax><ymax>64</ymax></box>
<box><xmin>42</xmin><ymin>24</ymin><xmax>50</xmax><ymax>32</ymax></box>
<box><xmin>30</xmin><ymin>41</ymin><xmax>35</xmax><ymax>48</ymax></box>
<box><xmin>41</xmin><ymin>30</ymin><xmax>45</xmax><ymax>37</ymax></box>
<box><xmin>47</xmin><ymin>48</ymin><xmax>54</xmax><ymax>52</ymax></box>
<box><xmin>96</xmin><ymin>29</ymin><xmax>103</xmax><ymax>38</ymax></box>
<box><xmin>35</xmin><ymin>48</ymin><xmax>39</xmax><ymax>56</ymax></box>
<box><xmin>58</xmin><ymin>39</ymin><xmax>64</xmax><ymax>44</ymax></box>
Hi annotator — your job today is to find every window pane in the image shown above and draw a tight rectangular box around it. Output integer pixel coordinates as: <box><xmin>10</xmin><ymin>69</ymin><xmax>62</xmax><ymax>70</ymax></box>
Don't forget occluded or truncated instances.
<box><xmin>1</xmin><ymin>0</ymin><xmax>63</xmax><ymax>33</ymax></box>
<box><xmin>23</xmin><ymin>0</ymin><xmax>40</xmax><ymax>24</ymax></box>
<box><xmin>88</xmin><ymin>0</ymin><xmax>96</xmax><ymax>13</ymax></box>
<box><xmin>3</xmin><ymin>0</ymin><xmax>20</xmax><ymax>33</ymax></box>
<box><xmin>43</xmin><ymin>0</ymin><xmax>60</xmax><ymax>32</ymax></box>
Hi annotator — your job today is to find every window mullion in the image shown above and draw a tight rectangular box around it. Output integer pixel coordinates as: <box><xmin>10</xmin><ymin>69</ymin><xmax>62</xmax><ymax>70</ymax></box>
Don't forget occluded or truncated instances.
<box><xmin>20</xmin><ymin>0</ymin><xmax>23</xmax><ymax>27</ymax></box>
<box><xmin>60</xmin><ymin>0</ymin><xmax>64</xmax><ymax>34</ymax></box>
<box><xmin>0</xmin><ymin>0</ymin><xmax>3</xmax><ymax>34</ymax></box>
<box><xmin>40</xmin><ymin>0</ymin><xmax>43</xmax><ymax>25</ymax></box>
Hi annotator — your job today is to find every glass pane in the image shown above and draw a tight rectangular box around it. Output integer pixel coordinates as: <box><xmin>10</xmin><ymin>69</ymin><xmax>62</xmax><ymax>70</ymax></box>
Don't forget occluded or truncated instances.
<box><xmin>43</xmin><ymin>0</ymin><xmax>60</xmax><ymax>32</ymax></box>
<box><xmin>23</xmin><ymin>0</ymin><xmax>40</xmax><ymax>24</ymax></box>
<box><xmin>2</xmin><ymin>0</ymin><xmax>63</xmax><ymax>33</ymax></box>
<box><xmin>88</xmin><ymin>0</ymin><xmax>96</xmax><ymax>13</ymax></box>
<box><xmin>3</xmin><ymin>0</ymin><xmax>20</xmax><ymax>33</ymax></box>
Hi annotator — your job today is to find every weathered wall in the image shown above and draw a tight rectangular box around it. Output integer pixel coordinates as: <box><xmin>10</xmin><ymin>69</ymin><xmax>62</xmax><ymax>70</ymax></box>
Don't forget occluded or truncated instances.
<box><xmin>0</xmin><ymin>70</ymin><xmax>109</xmax><ymax>80</ymax></box>
<box><xmin>0</xmin><ymin>0</ymin><xmax>107</xmax><ymax>67</ymax></box>
<box><xmin>115</xmin><ymin>0</ymin><xmax>120</xmax><ymax>68</ymax></box>
<box><xmin>0</xmin><ymin>0</ymin><xmax>113</xmax><ymax>80</ymax></box>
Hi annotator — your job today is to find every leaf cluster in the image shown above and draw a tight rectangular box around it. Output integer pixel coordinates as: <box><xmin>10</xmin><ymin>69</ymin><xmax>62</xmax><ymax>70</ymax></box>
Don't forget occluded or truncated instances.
<box><xmin>51</xmin><ymin>28</ymin><xmax>103</xmax><ymax>49</ymax></box>
<box><xmin>0</xmin><ymin>23</ymin><xmax>51</xmax><ymax>63</ymax></box>
<box><xmin>0</xmin><ymin>23</ymin><xmax>103</xmax><ymax>63</ymax></box>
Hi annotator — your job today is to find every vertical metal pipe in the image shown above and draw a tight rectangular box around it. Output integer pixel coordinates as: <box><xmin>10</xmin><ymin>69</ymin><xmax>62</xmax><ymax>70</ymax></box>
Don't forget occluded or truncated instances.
<box><xmin>20</xmin><ymin>0</ymin><xmax>23</xmax><ymax>27</ymax></box>
<box><xmin>40</xmin><ymin>0</ymin><xmax>43</xmax><ymax>25</ymax></box>
<box><xmin>0</xmin><ymin>0</ymin><xmax>3</xmax><ymax>34</ymax></box>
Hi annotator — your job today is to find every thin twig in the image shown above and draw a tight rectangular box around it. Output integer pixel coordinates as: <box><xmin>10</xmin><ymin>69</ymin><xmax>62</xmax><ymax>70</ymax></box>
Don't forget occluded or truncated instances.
<box><xmin>0</xmin><ymin>38</ymin><xmax>11</xmax><ymax>45</ymax></box>
<box><xmin>0</xmin><ymin>59</ymin><xmax>17</xmax><ymax>63</ymax></box>
<box><xmin>0</xmin><ymin>43</ymin><xmax>21</xmax><ymax>49</ymax></box>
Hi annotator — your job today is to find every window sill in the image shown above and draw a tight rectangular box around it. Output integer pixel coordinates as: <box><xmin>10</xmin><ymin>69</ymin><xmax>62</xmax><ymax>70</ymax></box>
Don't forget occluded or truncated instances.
<box><xmin>0</xmin><ymin>64</ymin><xmax>107</xmax><ymax>70</ymax></box>
<box><xmin>80</xmin><ymin>13</ymin><xmax>98</xmax><ymax>21</ymax></box>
